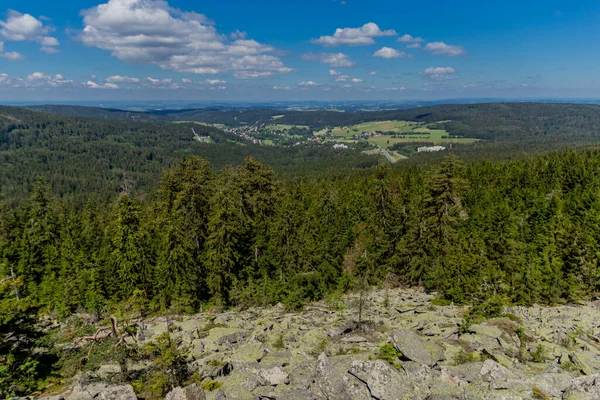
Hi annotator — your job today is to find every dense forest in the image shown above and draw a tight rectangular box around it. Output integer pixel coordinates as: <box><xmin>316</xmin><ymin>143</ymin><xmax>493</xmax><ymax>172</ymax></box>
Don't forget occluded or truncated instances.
<box><xmin>0</xmin><ymin>106</ymin><xmax>377</xmax><ymax>205</ymax></box>
<box><xmin>28</xmin><ymin>102</ymin><xmax>600</xmax><ymax>141</ymax></box>
<box><xmin>5</xmin><ymin>104</ymin><xmax>600</xmax><ymax>395</ymax></box>
<box><xmin>5</xmin><ymin>148</ymin><xmax>600</xmax><ymax>394</ymax></box>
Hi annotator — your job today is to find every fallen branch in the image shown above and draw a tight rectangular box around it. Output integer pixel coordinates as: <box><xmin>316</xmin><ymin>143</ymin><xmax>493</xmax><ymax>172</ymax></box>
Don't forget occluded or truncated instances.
<box><xmin>78</xmin><ymin>316</ymin><xmax>142</xmax><ymax>362</ymax></box>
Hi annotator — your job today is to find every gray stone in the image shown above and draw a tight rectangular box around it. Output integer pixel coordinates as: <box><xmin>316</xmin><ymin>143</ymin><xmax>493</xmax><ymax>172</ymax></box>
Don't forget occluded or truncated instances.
<box><xmin>479</xmin><ymin>359</ymin><xmax>517</xmax><ymax>383</ymax></box>
<box><xmin>67</xmin><ymin>383</ymin><xmax>137</xmax><ymax>400</ymax></box>
<box><xmin>327</xmin><ymin>321</ymin><xmax>358</xmax><ymax>338</ymax></box>
<box><xmin>348</xmin><ymin>360</ymin><xmax>412</xmax><ymax>400</ymax></box>
<box><xmin>165</xmin><ymin>384</ymin><xmax>206</xmax><ymax>400</ymax></box>
<box><xmin>255</xmin><ymin>366</ymin><xmax>290</xmax><ymax>386</ymax></box>
<box><xmin>389</xmin><ymin>328</ymin><xmax>433</xmax><ymax>366</ymax></box>
<box><xmin>314</xmin><ymin>353</ymin><xmax>353</xmax><ymax>400</ymax></box>
<box><xmin>97</xmin><ymin>364</ymin><xmax>122</xmax><ymax>380</ymax></box>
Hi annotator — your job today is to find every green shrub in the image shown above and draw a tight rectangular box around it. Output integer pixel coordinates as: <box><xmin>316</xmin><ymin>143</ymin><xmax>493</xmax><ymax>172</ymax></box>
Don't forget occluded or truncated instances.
<box><xmin>376</xmin><ymin>344</ymin><xmax>402</xmax><ymax>368</ymax></box>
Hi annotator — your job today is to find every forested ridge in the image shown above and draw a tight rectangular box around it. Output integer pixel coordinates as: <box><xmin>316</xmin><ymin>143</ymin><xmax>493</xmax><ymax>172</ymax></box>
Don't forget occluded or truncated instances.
<box><xmin>0</xmin><ymin>106</ymin><xmax>377</xmax><ymax>205</ymax></box>
<box><xmin>5</xmin><ymin>104</ymin><xmax>600</xmax><ymax>394</ymax></box>
<box><xmin>28</xmin><ymin>102</ymin><xmax>600</xmax><ymax>140</ymax></box>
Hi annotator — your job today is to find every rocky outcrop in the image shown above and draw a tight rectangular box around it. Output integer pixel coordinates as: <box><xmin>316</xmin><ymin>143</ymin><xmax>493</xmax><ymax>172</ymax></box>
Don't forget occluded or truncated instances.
<box><xmin>37</xmin><ymin>288</ymin><xmax>600</xmax><ymax>400</ymax></box>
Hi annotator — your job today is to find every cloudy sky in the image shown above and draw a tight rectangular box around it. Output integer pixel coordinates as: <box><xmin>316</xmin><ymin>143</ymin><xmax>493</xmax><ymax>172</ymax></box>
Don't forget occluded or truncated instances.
<box><xmin>0</xmin><ymin>0</ymin><xmax>599</xmax><ymax>101</ymax></box>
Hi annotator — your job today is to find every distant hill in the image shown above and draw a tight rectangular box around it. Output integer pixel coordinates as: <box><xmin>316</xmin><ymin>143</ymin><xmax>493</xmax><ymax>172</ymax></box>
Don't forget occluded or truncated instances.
<box><xmin>26</xmin><ymin>104</ymin><xmax>173</xmax><ymax>122</ymax></box>
<box><xmin>0</xmin><ymin>106</ymin><xmax>377</xmax><ymax>204</ymax></box>
<box><xmin>23</xmin><ymin>102</ymin><xmax>600</xmax><ymax>141</ymax></box>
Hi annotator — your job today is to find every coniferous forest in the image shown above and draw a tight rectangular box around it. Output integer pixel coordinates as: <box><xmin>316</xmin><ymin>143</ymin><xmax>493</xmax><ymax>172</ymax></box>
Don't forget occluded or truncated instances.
<box><xmin>4</xmin><ymin>104</ymin><xmax>600</xmax><ymax>395</ymax></box>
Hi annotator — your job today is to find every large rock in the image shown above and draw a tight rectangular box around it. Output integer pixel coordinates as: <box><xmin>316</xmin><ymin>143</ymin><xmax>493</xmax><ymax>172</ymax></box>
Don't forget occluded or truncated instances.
<box><xmin>314</xmin><ymin>353</ymin><xmax>352</xmax><ymax>400</ymax></box>
<box><xmin>254</xmin><ymin>366</ymin><xmax>290</xmax><ymax>386</ymax></box>
<box><xmin>165</xmin><ymin>384</ymin><xmax>206</xmax><ymax>400</ymax></box>
<box><xmin>66</xmin><ymin>382</ymin><xmax>137</xmax><ymax>400</ymax></box>
<box><xmin>389</xmin><ymin>328</ymin><xmax>433</xmax><ymax>366</ymax></box>
<box><xmin>348</xmin><ymin>360</ymin><xmax>412</xmax><ymax>400</ymax></box>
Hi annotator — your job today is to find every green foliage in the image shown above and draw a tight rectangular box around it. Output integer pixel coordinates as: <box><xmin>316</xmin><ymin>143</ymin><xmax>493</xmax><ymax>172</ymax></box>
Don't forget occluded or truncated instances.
<box><xmin>309</xmin><ymin>339</ymin><xmax>328</xmax><ymax>358</ymax></box>
<box><xmin>272</xmin><ymin>334</ymin><xmax>285</xmax><ymax>349</ymax></box>
<box><xmin>201</xmin><ymin>379</ymin><xmax>223</xmax><ymax>391</ymax></box>
<box><xmin>466</xmin><ymin>296</ymin><xmax>506</xmax><ymax>322</ymax></box>
<box><xmin>144</xmin><ymin>333</ymin><xmax>190</xmax><ymax>397</ymax></box>
<box><xmin>530</xmin><ymin>344</ymin><xmax>547</xmax><ymax>363</ymax></box>
<box><xmin>376</xmin><ymin>344</ymin><xmax>402</xmax><ymax>368</ymax></box>
<box><xmin>532</xmin><ymin>386</ymin><xmax>550</xmax><ymax>400</ymax></box>
<box><xmin>454</xmin><ymin>350</ymin><xmax>479</xmax><ymax>365</ymax></box>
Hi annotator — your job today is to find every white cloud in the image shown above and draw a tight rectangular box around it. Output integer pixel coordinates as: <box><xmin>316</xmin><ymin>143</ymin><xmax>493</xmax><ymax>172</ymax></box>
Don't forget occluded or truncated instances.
<box><xmin>0</xmin><ymin>73</ymin><xmax>8</xmax><ymax>83</ymax></box>
<box><xmin>146</xmin><ymin>77</ymin><xmax>160</xmax><ymax>84</ymax></box>
<box><xmin>369</xmin><ymin>71</ymin><xmax>377</xmax><ymax>76</ymax></box>
<box><xmin>206</xmin><ymin>79</ymin><xmax>226</xmax><ymax>85</ymax></box>
<box><xmin>406</xmin><ymin>43</ymin><xmax>421</xmax><ymax>49</ymax></box>
<box><xmin>79</xmin><ymin>0</ymin><xmax>291</xmax><ymax>79</ymax></box>
<box><xmin>351</xmin><ymin>77</ymin><xmax>362</xmax><ymax>83</ymax></box>
<box><xmin>382</xmin><ymin>86</ymin><xmax>406</xmax><ymax>91</ymax></box>
<box><xmin>311</xmin><ymin>22</ymin><xmax>396</xmax><ymax>46</ymax></box>
<box><xmin>27</xmin><ymin>72</ymin><xmax>50</xmax><ymax>81</ymax></box>
<box><xmin>329</xmin><ymin>69</ymin><xmax>340</xmax><ymax>76</ymax></box>
<box><xmin>87</xmin><ymin>80</ymin><xmax>118</xmax><ymax>89</ymax></box>
<box><xmin>301</xmin><ymin>52</ymin><xmax>355</xmax><ymax>67</ymax></box>
<box><xmin>397</xmin><ymin>34</ymin><xmax>424</xmax><ymax>43</ymax></box>
<box><xmin>272</xmin><ymin>85</ymin><xmax>291</xmax><ymax>90</ymax></box>
<box><xmin>421</xmin><ymin>66</ymin><xmax>457</xmax><ymax>80</ymax></box>
<box><xmin>373</xmin><ymin>47</ymin><xmax>409</xmax><ymax>59</ymax></box>
<box><xmin>335</xmin><ymin>74</ymin><xmax>349</xmax><ymax>82</ymax></box>
<box><xmin>424</xmin><ymin>42</ymin><xmax>466</xmax><ymax>56</ymax></box>
<box><xmin>19</xmin><ymin>72</ymin><xmax>73</xmax><ymax>87</ymax></box>
<box><xmin>299</xmin><ymin>80</ymin><xmax>318</xmax><ymax>86</ymax></box>
<box><xmin>0</xmin><ymin>11</ymin><xmax>59</xmax><ymax>53</ymax></box>
<box><xmin>106</xmin><ymin>75</ymin><xmax>140</xmax><ymax>83</ymax></box>
<box><xmin>0</xmin><ymin>40</ymin><xmax>24</xmax><ymax>60</ymax></box>
<box><xmin>181</xmin><ymin>78</ymin><xmax>192</xmax><ymax>83</ymax></box>
<box><xmin>341</xmin><ymin>84</ymin><xmax>352</xmax><ymax>88</ymax></box>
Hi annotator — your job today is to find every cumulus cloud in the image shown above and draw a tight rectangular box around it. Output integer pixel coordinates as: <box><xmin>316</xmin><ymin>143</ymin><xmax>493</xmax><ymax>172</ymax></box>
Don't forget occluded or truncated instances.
<box><xmin>373</xmin><ymin>47</ymin><xmax>409</xmax><ymax>59</ymax></box>
<box><xmin>106</xmin><ymin>75</ymin><xmax>140</xmax><ymax>83</ymax></box>
<box><xmin>311</xmin><ymin>22</ymin><xmax>396</xmax><ymax>46</ymax></box>
<box><xmin>21</xmin><ymin>72</ymin><xmax>73</xmax><ymax>87</ymax></box>
<box><xmin>369</xmin><ymin>71</ymin><xmax>377</xmax><ymax>76</ymax></box>
<box><xmin>397</xmin><ymin>34</ymin><xmax>424</xmax><ymax>43</ymax></box>
<box><xmin>421</xmin><ymin>66</ymin><xmax>457</xmax><ymax>80</ymax></box>
<box><xmin>0</xmin><ymin>10</ymin><xmax>59</xmax><ymax>54</ymax></box>
<box><xmin>0</xmin><ymin>42</ymin><xmax>24</xmax><ymax>60</ymax></box>
<box><xmin>301</xmin><ymin>52</ymin><xmax>355</xmax><ymax>67</ymax></box>
<box><xmin>406</xmin><ymin>43</ymin><xmax>421</xmax><ymax>49</ymax></box>
<box><xmin>181</xmin><ymin>78</ymin><xmax>192</xmax><ymax>83</ymax></box>
<box><xmin>424</xmin><ymin>42</ymin><xmax>465</xmax><ymax>56</ymax></box>
<box><xmin>299</xmin><ymin>80</ymin><xmax>318</xmax><ymax>86</ymax></box>
<box><xmin>78</xmin><ymin>0</ymin><xmax>291</xmax><ymax>79</ymax></box>
<box><xmin>206</xmin><ymin>79</ymin><xmax>226</xmax><ymax>85</ymax></box>
<box><xmin>272</xmin><ymin>85</ymin><xmax>291</xmax><ymax>90</ymax></box>
<box><xmin>0</xmin><ymin>73</ymin><xmax>8</xmax><ymax>84</ymax></box>
<box><xmin>87</xmin><ymin>80</ymin><xmax>118</xmax><ymax>89</ymax></box>
<box><xmin>329</xmin><ymin>69</ymin><xmax>340</xmax><ymax>76</ymax></box>
<box><xmin>351</xmin><ymin>77</ymin><xmax>362</xmax><ymax>83</ymax></box>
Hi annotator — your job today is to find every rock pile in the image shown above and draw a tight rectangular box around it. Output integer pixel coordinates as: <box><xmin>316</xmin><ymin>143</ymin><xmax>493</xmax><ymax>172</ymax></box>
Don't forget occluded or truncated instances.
<box><xmin>37</xmin><ymin>288</ymin><xmax>600</xmax><ymax>399</ymax></box>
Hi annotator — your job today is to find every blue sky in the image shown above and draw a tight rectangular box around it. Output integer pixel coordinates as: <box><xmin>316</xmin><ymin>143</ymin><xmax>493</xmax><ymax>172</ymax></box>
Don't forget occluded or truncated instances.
<box><xmin>0</xmin><ymin>0</ymin><xmax>599</xmax><ymax>101</ymax></box>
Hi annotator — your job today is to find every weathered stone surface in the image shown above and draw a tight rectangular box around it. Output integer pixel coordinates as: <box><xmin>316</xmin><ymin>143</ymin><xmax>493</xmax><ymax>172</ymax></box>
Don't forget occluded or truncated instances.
<box><xmin>389</xmin><ymin>328</ymin><xmax>433</xmax><ymax>366</ymax></box>
<box><xmin>66</xmin><ymin>382</ymin><xmax>137</xmax><ymax>400</ymax></box>
<box><xmin>348</xmin><ymin>360</ymin><xmax>412</xmax><ymax>400</ymax></box>
<box><xmin>254</xmin><ymin>366</ymin><xmax>290</xmax><ymax>386</ymax></box>
<box><xmin>314</xmin><ymin>353</ymin><xmax>353</xmax><ymax>400</ymax></box>
<box><xmin>96</xmin><ymin>364</ymin><xmax>122</xmax><ymax>380</ymax></box>
<box><xmin>165</xmin><ymin>383</ymin><xmax>206</xmax><ymax>400</ymax></box>
<box><xmin>571</xmin><ymin>351</ymin><xmax>600</xmax><ymax>375</ymax></box>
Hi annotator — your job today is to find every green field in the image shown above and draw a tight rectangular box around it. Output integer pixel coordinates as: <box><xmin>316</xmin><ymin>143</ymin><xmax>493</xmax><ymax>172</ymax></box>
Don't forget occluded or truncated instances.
<box><xmin>264</xmin><ymin>124</ymin><xmax>310</xmax><ymax>131</ymax></box>
<box><xmin>315</xmin><ymin>119</ymin><xmax>479</xmax><ymax>149</ymax></box>
<box><xmin>315</xmin><ymin>120</ymin><xmax>418</xmax><ymax>137</ymax></box>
